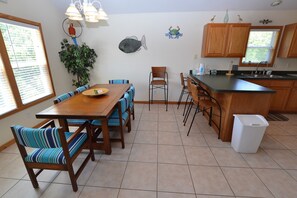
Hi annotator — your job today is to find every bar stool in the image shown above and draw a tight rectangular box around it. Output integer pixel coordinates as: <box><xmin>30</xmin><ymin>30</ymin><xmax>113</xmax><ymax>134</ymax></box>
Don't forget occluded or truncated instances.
<box><xmin>185</xmin><ymin>78</ymin><xmax>222</xmax><ymax>139</ymax></box>
<box><xmin>149</xmin><ymin>66</ymin><xmax>168</xmax><ymax>111</ymax></box>
<box><xmin>177</xmin><ymin>73</ymin><xmax>188</xmax><ymax>109</ymax></box>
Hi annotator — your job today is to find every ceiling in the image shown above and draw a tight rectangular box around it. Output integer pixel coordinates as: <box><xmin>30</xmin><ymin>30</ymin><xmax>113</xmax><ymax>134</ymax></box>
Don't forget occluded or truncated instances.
<box><xmin>52</xmin><ymin>0</ymin><xmax>297</xmax><ymax>15</ymax></box>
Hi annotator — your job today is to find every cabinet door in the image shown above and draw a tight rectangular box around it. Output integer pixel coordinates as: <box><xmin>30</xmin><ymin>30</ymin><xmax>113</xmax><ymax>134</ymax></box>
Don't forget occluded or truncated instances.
<box><xmin>278</xmin><ymin>23</ymin><xmax>297</xmax><ymax>58</ymax></box>
<box><xmin>285</xmin><ymin>88</ymin><xmax>297</xmax><ymax>111</ymax></box>
<box><xmin>269</xmin><ymin>87</ymin><xmax>291</xmax><ymax>111</ymax></box>
<box><xmin>225</xmin><ymin>24</ymin><xmax>250</xmax><ymax>57</ymax></box>
<box><xmin>201</xmin><ymin>24</ymin><xmax>228</xmax><ymax>57</ymax></box>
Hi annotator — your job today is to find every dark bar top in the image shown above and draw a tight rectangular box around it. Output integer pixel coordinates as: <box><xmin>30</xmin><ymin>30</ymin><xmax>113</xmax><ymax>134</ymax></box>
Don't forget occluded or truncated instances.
<box><xmin>190</xmin><ymin>74</ymin><xmax>275</xmax><ymax>93</ymax></box>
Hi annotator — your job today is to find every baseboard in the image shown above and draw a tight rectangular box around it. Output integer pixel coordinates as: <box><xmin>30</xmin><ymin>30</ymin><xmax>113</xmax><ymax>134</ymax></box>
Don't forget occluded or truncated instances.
<box><xmin>134</xmin><ymin>101</ymin><xmax>187</xmax><ymax>104</ymax></box>
<box><xmin>0</xmin><ymin>139</ymin><xmax>15</xmax><ymax>152</ymax></box>
<box><xmin>0</xmin><ymin>119</ymin><xmax>51</xmax><ymax>152</ymax></box>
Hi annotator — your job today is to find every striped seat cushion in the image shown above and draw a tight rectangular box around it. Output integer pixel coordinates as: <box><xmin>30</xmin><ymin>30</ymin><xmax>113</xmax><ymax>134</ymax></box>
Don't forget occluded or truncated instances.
<box><xmin>109</xmin><ymin>79</ymin><xmax>129</xmax><ymax>84</ymax></box>
<box><xmin>55</xmin><ymin>91</ymin><xmax>75</xmax><ymax>103</ymax></box>
<box><xmin>25</xmin><ymin>132</ymin><xmax>87</xmax><ymax>164</ymax></box>
<box><xmin>67</xmin><ymin>119</ymin><xmax>89</xmax><ymax>125</ymax></box>
<box><xmin>76</xmin><ymin>84</ymin><xmax>90</xmax><ymax>93</ymax></box>
<box><xmin>91</xmin><ymin>112</ymin><xmax>129</xmax><ymax>126</ymax></box>
<box><xmin>12</xmin><ymin>126</ymin><xmax>62</xmax><ymax>148</ymax></box>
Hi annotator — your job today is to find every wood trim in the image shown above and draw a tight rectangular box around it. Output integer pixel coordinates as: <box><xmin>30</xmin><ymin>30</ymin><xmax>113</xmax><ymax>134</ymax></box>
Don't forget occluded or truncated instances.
<box><xmin>0</xmin><ymin>139</ymin><xmax>15</xmax><ymax>152</ymax></box>
<box><xmin>239</xmin><ymin>26</ymin><xmax>283</xmax><ymax>67</ymax></box>
<box><xmin>0</xmin><ymin>13</ymin><xmax>56</xmax><ymax>120</ymax></box>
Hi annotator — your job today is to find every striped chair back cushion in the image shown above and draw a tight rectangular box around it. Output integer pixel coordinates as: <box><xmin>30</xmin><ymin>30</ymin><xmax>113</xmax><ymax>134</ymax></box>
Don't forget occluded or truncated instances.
<box><xmin>127</xmin><ymin>88</ymin><xmax>134</xmax><ymax>107</ymax></box>
<box><xmin>109</xmin><ymin>79</ymin><xmax>129</xmax><ymax>84</ymax></box>
<box><xmin>76</xmin><ymin>84</ymin><xmax>90</xmax><ymax>93</ymax></box>
<box><xmin>128</xmin><ymin>85</ymin><xmax>135</xmax><ymax>99</ymax></box>
<box><xmin>12</xmin><ymin>125</ymin><xmax>62</xmax><ymax>148</ymax></box>
<box><xmin>54</xmin><ymin>91</ymin><xmax>75</xmax><ymax>104</ymax></box>
<box><xmin>119</xmin><ymin>92</ymin><xmax>130</xmax><ymax>113</ymax></box>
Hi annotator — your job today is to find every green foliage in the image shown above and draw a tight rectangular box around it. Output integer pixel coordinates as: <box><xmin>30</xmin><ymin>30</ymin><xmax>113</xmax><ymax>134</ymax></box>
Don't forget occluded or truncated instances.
<box><xmin>58</xmin><ymin>39</ymin><xmax>97</xmax><ymax>87</ymax></box>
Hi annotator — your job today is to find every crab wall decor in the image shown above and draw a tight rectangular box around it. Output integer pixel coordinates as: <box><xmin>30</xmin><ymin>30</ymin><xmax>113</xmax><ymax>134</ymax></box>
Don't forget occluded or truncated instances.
<box><xmin>165</xmin><ymin>26</ymin><xmax>183</xmax><ymax>39</ymax></box>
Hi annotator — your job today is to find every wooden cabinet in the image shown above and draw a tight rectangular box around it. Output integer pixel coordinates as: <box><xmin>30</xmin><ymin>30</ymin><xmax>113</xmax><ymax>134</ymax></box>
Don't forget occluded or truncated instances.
<box><xmin>201</xmin><ymin>23</ymin><xmax>251</xmax><ymax>57</ymax></box>
<box><xmin>247</xmin><ymin>79</ymin><xmax>296</xmax><ymax>112</ymax></box>
<box><xmin>285</xmin><ymin>81</ymin><xmax>297</xmax><ymax>111</ymax></box>
<box><xmin>278</xmin><ymin>23</ymin><xmax>297</xmax><ymax>58</ymax></box>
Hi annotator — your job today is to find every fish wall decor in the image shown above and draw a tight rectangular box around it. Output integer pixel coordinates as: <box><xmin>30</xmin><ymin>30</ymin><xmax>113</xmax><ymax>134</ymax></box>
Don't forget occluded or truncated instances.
<box><xmin>119</xmin><ymin>35</ymin><xmax>147</xmax><ymax>53</ymax></box>
<box><xmin>165</xmin><ymin>26</ymin><xmax>183</xmax><ymax>39</ymax></box>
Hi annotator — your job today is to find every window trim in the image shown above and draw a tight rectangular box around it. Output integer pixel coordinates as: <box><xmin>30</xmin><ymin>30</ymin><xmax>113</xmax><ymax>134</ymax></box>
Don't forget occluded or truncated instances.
<box><xmin>239</xmin><ymin>26</ymin><xmax>283</xmax><ymax>67</ymax></box>
<box><xmin>0</xmin><ymin>13</ymin><xmax>55</xmax><ymax>119</ymax></box>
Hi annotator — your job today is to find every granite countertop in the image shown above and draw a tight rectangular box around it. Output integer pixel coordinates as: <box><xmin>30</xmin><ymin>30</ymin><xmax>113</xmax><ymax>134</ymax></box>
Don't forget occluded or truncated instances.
<box><xmin>190</xmin><ymin>74</ymin><xmax>275</xmax><ymax>93</ymax></box>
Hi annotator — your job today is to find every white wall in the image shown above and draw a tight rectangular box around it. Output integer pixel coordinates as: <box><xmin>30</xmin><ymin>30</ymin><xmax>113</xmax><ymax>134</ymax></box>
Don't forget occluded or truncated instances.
<box><xmin>0</xmin><ymin>0</ymin><xmax>73</xmax><ymax>145</ymax></box>
<box><xmin>0</xmin><ymin>2</ymin><xmax>297</xmax><ymax>146</ymax></box>
<box><xmin>82</xmin><ymin>10</ymin><xmax>297</xmax><ymax>102</ymax></box>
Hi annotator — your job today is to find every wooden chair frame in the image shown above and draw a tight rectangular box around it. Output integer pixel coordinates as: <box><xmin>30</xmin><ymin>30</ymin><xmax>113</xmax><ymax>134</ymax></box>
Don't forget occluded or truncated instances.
<box><xmin>177</xmin><ymin>73</ymin><xmax>189</xmax><ymax>109</ymax></box>
<box><xmin>149</xmin><ymin>66</ymin><xmax>169</xmax><ymax>111</ymax></box>
<box><xmin>11</xmin><ymin>120</ymin><xmax>95</xmax><ymax>192</ymax></box>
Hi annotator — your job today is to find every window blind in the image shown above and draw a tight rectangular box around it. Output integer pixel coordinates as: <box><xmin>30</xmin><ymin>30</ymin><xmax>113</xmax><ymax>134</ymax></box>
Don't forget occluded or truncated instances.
<box><xmin>0</xmin><ymin>19</ymin><xmax>53</xmax><ymax>105</ymax></box>
<box><xmin>0</xmin><ymin>54</ymin><xmax>17</xmax><ymax>115</ymax></box>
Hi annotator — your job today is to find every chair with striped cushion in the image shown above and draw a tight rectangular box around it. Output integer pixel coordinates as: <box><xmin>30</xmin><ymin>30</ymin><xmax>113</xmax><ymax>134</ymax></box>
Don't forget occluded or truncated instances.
<box><xmin>109</xmin><ymin>79</ymin><xmax>130</xmax><ymax>84</ymax></box>
<box><xmin>10</xmin><ymin>120</ymin><xmax>95</xmax><ymax>192</ymax></box>
<box><xmin>53</xmin><ymin>91</ymin><xmax>88</xmax><ymax>127</ymax></box>
<box><xmin>91</xmin><ymin>92</ymin><xmax>131</xmax><ymax>149</ymax></box>
<box><xmin>127</xmin><ymin>85</ymin><xmax>136</xmax><ymax>120</ymax></box>
<box><xmin>76</xmin><ymin>84</ymin><xmax>90</xmax><ymax>93</ymax></box>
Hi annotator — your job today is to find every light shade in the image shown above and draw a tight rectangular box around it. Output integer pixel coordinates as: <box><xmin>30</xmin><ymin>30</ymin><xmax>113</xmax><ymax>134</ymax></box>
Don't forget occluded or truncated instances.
<box><xmin>65</xmin><ymin>0</ymin><xmax>108</xmax><ymax>23</ymax></box>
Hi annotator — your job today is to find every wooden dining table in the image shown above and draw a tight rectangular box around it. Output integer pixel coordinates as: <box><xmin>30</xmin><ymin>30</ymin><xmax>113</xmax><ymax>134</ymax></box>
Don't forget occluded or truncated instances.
<box><xmin>36</xmin><ymin>84</ymin><xmax>130</xmax><ymax>154</ymax></box>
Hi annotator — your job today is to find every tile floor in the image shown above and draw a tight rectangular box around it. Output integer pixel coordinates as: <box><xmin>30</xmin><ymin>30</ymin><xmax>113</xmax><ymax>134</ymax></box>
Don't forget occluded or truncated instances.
<box><xmin>1</xmin><ymin>104</ymin><xmax>297</xmax><ymax>198</ymax></box>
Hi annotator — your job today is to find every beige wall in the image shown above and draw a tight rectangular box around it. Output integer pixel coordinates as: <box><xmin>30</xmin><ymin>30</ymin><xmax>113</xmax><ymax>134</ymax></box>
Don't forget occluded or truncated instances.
<box><xmin>0</xmin><ymin>0</ymin><xmax>73</xmax><ymax>145</ymax></box>
<box><xmin>82</xmin><ymin>10</ymin><xmax>297</xmax><ymax>102</ymax></box>
<box><xmin>0</xmin><ymin>1</ymin><xmax>297</xmax><ymax>146</ymax></box>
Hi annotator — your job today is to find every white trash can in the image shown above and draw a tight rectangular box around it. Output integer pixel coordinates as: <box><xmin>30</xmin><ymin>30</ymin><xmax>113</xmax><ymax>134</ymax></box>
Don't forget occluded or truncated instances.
<box><xmin>231</xmin><ymin>114</ymin><xmax>269</xmax><ymax>153</ymax></box>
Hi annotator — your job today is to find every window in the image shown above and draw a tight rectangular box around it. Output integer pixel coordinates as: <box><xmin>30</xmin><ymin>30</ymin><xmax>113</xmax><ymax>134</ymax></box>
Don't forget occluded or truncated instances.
<box><xmin>0</xmin><ymin>14</ymin><xmax>55</xmax><ymax>118</ymax></box>
<box><xmin>240</xmin><ymin>26</ymin><xmax>283</xmax><ymax>67</ymax></box>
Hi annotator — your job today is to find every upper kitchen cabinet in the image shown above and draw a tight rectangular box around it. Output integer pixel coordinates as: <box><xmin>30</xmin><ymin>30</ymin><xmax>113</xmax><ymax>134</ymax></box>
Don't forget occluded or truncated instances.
<box><xmin>201</xmin><ymin>23</ymin><xmax>251</xmax><ymax>57</ymax></box>
<box><xmin>278</xmin><ymin>23</ymin><xmax>297</xmax><ymax>58</ymax></box>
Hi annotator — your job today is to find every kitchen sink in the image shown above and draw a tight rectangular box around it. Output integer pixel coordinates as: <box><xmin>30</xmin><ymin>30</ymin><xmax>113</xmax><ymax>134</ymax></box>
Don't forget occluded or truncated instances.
<box><xmin>241</xmin><ymin>74</ymin><xmax>284</xmax><ymax>78</ymax></box>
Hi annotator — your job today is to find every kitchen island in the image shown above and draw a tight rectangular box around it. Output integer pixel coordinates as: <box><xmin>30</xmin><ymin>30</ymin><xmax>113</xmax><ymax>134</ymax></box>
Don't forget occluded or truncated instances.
<box><xmin>190</xmin><ymin>74</ymin><xmax>275</xmax><ymax>141</ymax></box>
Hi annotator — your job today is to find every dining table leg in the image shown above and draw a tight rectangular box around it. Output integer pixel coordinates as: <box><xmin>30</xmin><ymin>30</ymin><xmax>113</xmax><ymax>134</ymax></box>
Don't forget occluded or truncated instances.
<box><xmin>58</xmin><ymin>118</ymin><xmax>69</xmax><ymax>132</ymax></box>
<box><xmin>101</xmin><ymin>118</ymin><xmax>112</xmax><ymax>154</ymax></box>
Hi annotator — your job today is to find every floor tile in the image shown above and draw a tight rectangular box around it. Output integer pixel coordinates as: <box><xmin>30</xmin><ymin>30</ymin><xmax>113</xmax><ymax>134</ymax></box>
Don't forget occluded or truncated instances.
<box><xmin>195</xmin><ymin>195</ymin><xmax>234</xmax><ymax>198</ymax></box>
<box><xmin>79</xmin><ymin>186</ymin><xmax>119</xmax><ymax>198</ymax></box>
<box><xmin>241</xmin><ymin>149</ymin><xmax>280</xmax><ymax>169</ymax></box>
<box><xmin>23</xmin><ymin>170</ymin><xmax>60</xmax><ymax>182</ymax></box>
<box><xmin>189</xmin><ymin>166</ymin><xmax>233</xmax><ymax>196</ymax></box>
<box><xmin>3</xmin><ymin>180</ymin><xmax>49</xmax><ymax>198</ymax></box>
<box><xmin>124</xmin><ymin>130</ymin><xmax>136</xmax><ymax>144</ymax></box>
<box><xmin>0</xmin><ymin>156</ymin><xmax>27</xmax><ymax>179</ymax></box>
<box><xmin>181</xmin><ymin>133</ymin><xmax>208</xmax><ymax>147</ymax></box>
<box><xmin>158</xmin><ymin>164</ymin><xmax>194</xmax><ymax>193</ymax></box>
<box><xmin>203</xmin><ymin>134</ymin><xmax>231</xmax><ymax>147</ymax></box>
<box><xmin>222</xmin><ymin>167</ymin><xmax>273</xmax><ymax>197</ymax></box>
<box><xmin>134</xmin><ymin>131</ymin><xmax>158</xmax><ymax>144</ymax></box>
<box><xmin>54</xmin><ymin>158</ymin><xmax>96</xmax><ymax>185</ymax></box>
<box><xmin>158</xmin><ymin>192</ymin><xmax>196</xmax><ymax>198</ymax></box>
<box><xmin>254</xmin><ymin>168</ymin><xmax>297</xmax><ymax>198</ymax></box>
<box><xmin>265</xmin><ymin>125</ymin><xmax>290</xmax><ymax>135</ymax></box>
<box><xmin>138</xmin><ymin>121</ymin><xmax>158</xmax><ymax>131</ymax></box>
<box><xmin>141</xmin><ymin>113</ymin><xmax>158</xmax><ymax>122</ymax></box>
<box><xmin>260</xmin><ymin>135</ymin><xmax>286</xmax><ymax>149</ymax></box>
<box><xmin>158</xmin><ymin>132</ymin><xmax>182</xmax><ymax>145</ymax></box>
<box><xmin>158</xmin><ymin>113</ymin><xmax>176</xmax><ymax>122</ymax></box>
<box><xmin>279</xmin><ymin>125</ymin><xmax>297</xmax><ymax>135</ymax></box>
<box><xmin>40</xmin><ymin>183</ymin><xmax>81</xmax><ymax>198</ymax></box>
<box><xmin>100</xmin><ymin>143</ymin><xmax>132</xmax><ymax>161</ymax></box>
<box><xmin>185</xmin><ymin>146</ymin><xmax>218</xmax><ymax>166</ymax></box>
<box><xmin>118</xmin><ymin>189</ymin><xmax>156</xmax><ymax>198</ymax></box>
<box><xmin>158</xmin><ymin>145</ymin><xmax>187</xmax><ymax>164</ymax></box>
<box><xmin>287</xmin><ymin>169</ymin><xmax>297</xmax><ymax>181</ymax></box>
<box><xmin>264</xmin><ymin>149</ymin><xmax>297</xmax><ymax>169</ymax></box>
<box><xmin>158</xmin><ymin>121</ymin><xmax>179</xmax><ymax>132</ymax></box>
<box><xmin>122</xmin><ymin>162</ymin><xmax>157</xmax><ymax>191</ymax></box>
<box><xmin>129</xmin><ymin>144</ymin><xmax>157</xmax><ymax>162</ymax></box>
<box><xmin>271</xmin><ymin>135</ymin><xmax>297</xmax><ymax>149</ymax></box>
<box><xmin>86</xmin><ymin>160</ymin><xmax>126</xmax><ymax>188</ymax></box>
<box><xmin>211</xmin><ymin>148</ymin><xmax>249</xmax><ymax>167</ymax></box>
<box><xmin>0</xmin><ymin>178</ymin><xmax>18</xmax><ymax>197</ymax></box>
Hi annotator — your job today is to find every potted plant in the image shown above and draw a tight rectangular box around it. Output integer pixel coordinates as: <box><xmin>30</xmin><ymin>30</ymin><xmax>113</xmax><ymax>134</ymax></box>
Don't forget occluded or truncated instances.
<box><xmin>59</xmin><ymin>39</ymin><xmax>97</xmax><ymax>87</ymax></box>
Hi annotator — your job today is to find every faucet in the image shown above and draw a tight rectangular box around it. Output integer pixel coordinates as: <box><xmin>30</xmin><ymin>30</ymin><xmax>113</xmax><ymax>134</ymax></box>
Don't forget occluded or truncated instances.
<box><xmin>255</xmin><ymin>61</ymin><xmax>268</xmax><ymax>75</ymax></box>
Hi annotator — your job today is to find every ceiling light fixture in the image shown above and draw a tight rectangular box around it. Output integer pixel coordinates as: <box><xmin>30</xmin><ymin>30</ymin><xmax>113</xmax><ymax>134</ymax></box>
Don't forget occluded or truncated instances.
<box><xmin>65</xmin><ymin>0</ymin><xmax>108</xmax><ymax>23</ymax></box>
<box><xmin>271</xmin><ymin>0</ymin><xmax>282</xmax><ymax>7</ymax></box>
